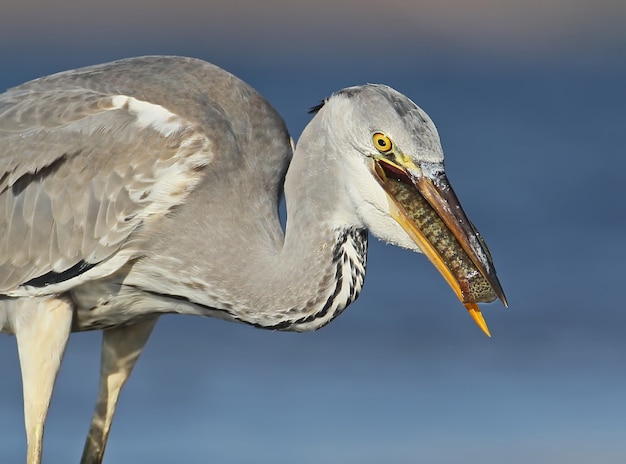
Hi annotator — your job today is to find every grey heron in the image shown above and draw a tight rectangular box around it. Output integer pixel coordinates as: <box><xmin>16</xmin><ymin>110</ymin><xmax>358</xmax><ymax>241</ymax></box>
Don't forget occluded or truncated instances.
<box><xmin>0</xmin><ymin>56</ymin><xmax>506</xmax><ymax>464</ymax></box>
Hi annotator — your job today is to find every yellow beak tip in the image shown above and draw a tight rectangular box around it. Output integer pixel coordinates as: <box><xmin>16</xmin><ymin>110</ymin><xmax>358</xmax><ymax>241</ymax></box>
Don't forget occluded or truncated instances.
<box><xmin>465</xmin><ymin>304</ymin><xmax>491</xmax><ymax>338</ymax></box>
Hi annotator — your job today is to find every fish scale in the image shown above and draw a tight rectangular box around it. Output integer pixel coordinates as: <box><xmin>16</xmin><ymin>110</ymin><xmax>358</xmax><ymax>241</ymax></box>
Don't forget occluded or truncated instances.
<box><xmin>385</xmin><ymin>177</ymin><xmax>496</xmax><ymax>304</ymax></box>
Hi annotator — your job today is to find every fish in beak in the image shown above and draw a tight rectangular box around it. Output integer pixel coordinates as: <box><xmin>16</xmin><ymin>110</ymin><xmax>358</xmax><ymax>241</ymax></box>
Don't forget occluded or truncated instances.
<box><xmin>372</xmin><ymin>155</ymin><xmax>507</xmax><ymax>337</ymax></box>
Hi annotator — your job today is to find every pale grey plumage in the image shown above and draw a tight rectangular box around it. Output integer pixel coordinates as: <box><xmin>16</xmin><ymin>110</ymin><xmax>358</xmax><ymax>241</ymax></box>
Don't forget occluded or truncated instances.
<box><xmin>1</xmin><ymin>56</ymin><xmax>374</xmax><ymax>333</ymax></box>
<box><xmin>0</xmin><ymin>56</ymin><xmax>504</xmax><ymax>464</ymax></box>
<box><xmin>0</xmin><ymin>57</ymin><xmax>292</xmax><ymax>299</ymax></box>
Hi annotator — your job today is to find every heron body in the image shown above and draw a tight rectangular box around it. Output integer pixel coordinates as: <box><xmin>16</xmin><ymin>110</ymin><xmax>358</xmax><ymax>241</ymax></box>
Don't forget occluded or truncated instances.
<box><xmin>0</xmin><ymin>56</ymin><xmax>506</xmax><ymax>463</ymax></box>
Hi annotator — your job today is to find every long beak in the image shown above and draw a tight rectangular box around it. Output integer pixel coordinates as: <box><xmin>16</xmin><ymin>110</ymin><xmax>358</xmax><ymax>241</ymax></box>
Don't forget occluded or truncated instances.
<box><xmin>373</xmin><ymin>157</ymin><xmax>507</xmax><ymax>337</ymax></box>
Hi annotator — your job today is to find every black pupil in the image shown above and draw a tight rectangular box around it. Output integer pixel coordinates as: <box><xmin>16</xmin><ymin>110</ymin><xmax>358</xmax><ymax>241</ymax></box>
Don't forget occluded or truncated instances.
<box><xmin>378</xmin><ymin>139</ymin><xmax>386</xmax><ymax>147</ymax></box>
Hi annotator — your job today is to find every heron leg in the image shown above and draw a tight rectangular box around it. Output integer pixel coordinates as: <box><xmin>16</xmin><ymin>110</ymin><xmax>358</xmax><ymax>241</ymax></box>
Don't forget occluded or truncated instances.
<box><xmin>81</xmin><ymin>316</ymin><xmax>158</xmax><ymax>464</ymax></box>
<box><xmin>14</xmin><ymin>296</ymin><xmax>73</xmax><ymax>464</ymax></box>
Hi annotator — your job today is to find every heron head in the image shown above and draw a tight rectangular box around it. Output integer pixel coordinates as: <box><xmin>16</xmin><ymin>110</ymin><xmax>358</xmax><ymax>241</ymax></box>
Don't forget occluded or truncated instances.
<box><xmin>306</xmin><ymin>84</ymin><xmax>507</xmax><ymax>335</ymax></box>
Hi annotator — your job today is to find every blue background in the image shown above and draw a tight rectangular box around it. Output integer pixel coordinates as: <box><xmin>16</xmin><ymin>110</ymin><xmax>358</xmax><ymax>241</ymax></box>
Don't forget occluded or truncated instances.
<box><xmin>1</xmin><ymin>2</ymin><xmax>625</xmax><ymax>462</ymax></box>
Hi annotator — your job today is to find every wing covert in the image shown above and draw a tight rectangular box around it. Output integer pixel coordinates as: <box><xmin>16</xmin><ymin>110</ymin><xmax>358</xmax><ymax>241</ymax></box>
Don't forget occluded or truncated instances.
<box><xmin>0</xmin><ymin>86</ymin><xmax>213</xmax><ymax>295</ymax></box>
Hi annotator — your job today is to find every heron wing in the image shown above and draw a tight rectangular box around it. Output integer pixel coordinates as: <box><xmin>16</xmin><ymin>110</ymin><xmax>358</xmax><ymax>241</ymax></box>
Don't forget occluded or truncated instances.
<box><xmin>0</xmin><ymin>82</ymin><xmax>213</xmax><ymax>295</ymax></box>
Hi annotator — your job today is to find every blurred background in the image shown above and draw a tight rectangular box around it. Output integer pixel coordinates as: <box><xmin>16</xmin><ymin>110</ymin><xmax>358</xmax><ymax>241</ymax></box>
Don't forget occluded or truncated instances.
<box><xmin>1</xmin><ymin>1</ymin><xmax>625</xmax><ymax>463</ymax></box>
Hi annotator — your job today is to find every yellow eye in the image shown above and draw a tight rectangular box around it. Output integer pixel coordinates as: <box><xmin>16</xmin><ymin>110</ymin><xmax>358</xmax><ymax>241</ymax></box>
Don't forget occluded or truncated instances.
<box><xmin>373</xmin><ymin>132</ymin><xmax>392</xmax><ymax>153</ymax></box>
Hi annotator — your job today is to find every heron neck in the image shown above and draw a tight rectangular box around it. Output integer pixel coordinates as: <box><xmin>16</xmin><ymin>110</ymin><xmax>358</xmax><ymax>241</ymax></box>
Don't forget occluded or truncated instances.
<box><xmin>229</xmin><ymin>125</ymin><xmax>369</xmax><ymax>331</ymax></box>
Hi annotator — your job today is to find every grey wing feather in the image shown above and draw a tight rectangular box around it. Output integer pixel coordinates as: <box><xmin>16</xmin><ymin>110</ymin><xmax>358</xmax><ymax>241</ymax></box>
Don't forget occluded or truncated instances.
<box><xmin>0</xmin><ymin>81</ymin><xmax>213</xmax><ymax>295</ymax></box>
